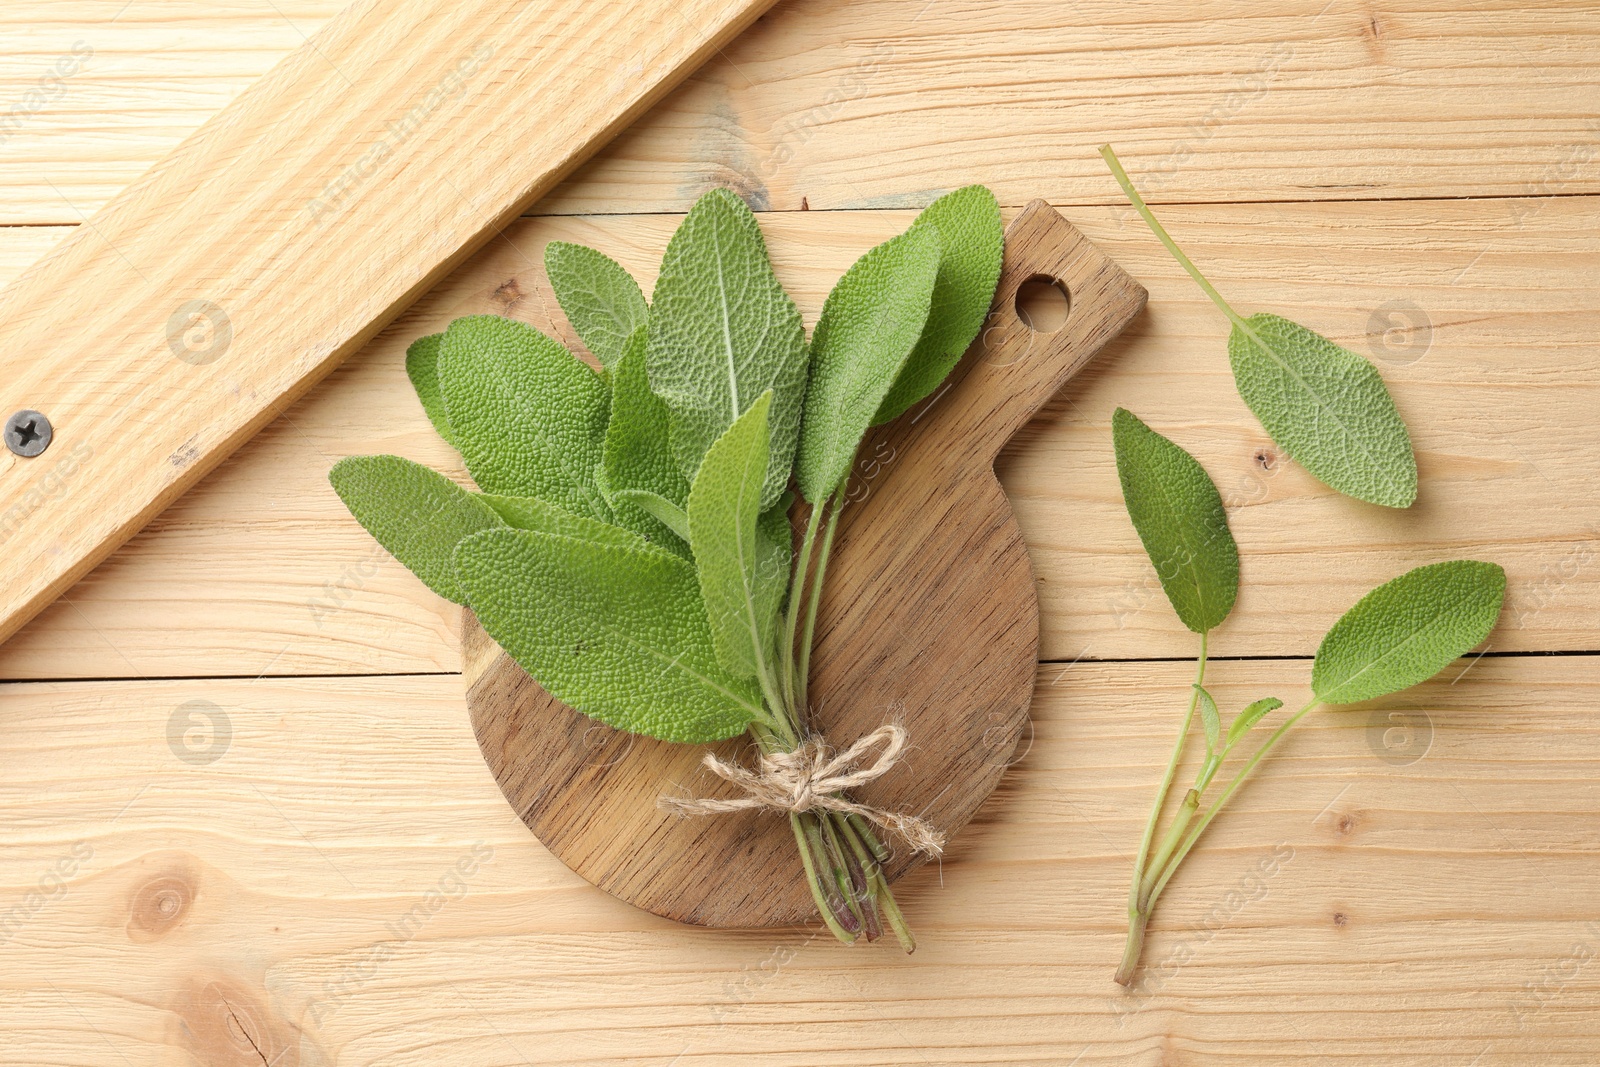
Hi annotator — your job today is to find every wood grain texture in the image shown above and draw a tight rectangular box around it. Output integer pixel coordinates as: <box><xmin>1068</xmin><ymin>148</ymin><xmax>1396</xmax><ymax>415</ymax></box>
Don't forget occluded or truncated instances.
<box><xmin>2</xmin><ymin>658</ymin><xmax>1596</xmax><ymax>1063</ymax></box>
<box><xmin>462</xmin><ymin>203</ymin><xmax>1146</xmax><ymax>926</ymax></box>
<box><xmin>0</xmin><ymin>0</ymin><xmax>1597</xmax><ymax>224</ymax></box>
<box><xmin>0</xmin><ymin>3</ymin><xmax>1590</xmax><ymax>1062</ymax></box>
<box><xmin>2</xmin><ymin>196</ymin><xmax>1594</xmax><ymax>679</ymax></box>
<box><xmin>0</xmin><ymin>0</ymin><xmax>780</xmax><ymax>649</ymax></box>
<box><xmin>0</xmin><ymin>3</ymin><xmax>348</xmax><ymax>227</ymax></box>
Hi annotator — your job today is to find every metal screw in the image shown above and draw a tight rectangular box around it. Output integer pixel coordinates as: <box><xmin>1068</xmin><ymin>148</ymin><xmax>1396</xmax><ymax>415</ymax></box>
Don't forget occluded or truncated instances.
<box><xmin>4</xmin><ymin>410</ymin><xmax>52</xmax><ymax>458</ymax></box>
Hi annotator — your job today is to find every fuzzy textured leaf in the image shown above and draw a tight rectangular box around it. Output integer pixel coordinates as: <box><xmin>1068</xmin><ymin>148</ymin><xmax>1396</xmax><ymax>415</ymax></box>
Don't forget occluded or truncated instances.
<box><xmin>1195</xmin><ymin>684</ymin><xmax>1221</xmax><ymax>754</ymax></box>
<box><xmin>602</xmin><ymin>328</ymin><xmax>691</xmax><ymax>548</ymax></box>
<box><xmin>1100</xmin><ymin>145</ymin><xmax>1418</xmax><ymax>512</ymax></box>
<box><xmin>329</xmin><ymin>455</ymin><xmax>502</xmax><ymax>605</ymax></box>
<box><xmin>438</xmin><ymin>315</ymin><xmax>611</xmax><ymax>519</ymax></box>
<box><xmin>477</xmin><ymin>492</ymin><xmax>668</xmax><ymax>554</ymax></box>
<box><xmin>1229</xmin><ymin>313</ymin><xmax>1417</xmax><ymax>508</ymax></box>
<box><xmin>404</xmin><ymin>333</ymin><xmax>455</xmax><ymax>446</ymax></box>
<box><xmin>687</xmin><ymin>392</ymin><xmax>785</xmax><ymax>678</ymax></box>
<box><xmin>545</xmin><ymin>241</ymin><xmax>649</xmax><ymax>369</ymax></box>
<box><xmin>1112</xmin><ymin>408</ymin><xmax>1239</xmax><ymax>633</ymax></box>
<box><xmin>1227</xmin><ymin>697</ymin><xmax>1284</xmax><ymax>744</ymax></box>
<box><xmin>1313</xmin><ymin>560</ymin><xmax>1506</xmax><ymax>705</ymax></box>
<box><xmin>645</xmin><ymin>189</ymin><xmax>807</xmax><ymax>508</ymax></box>
<box><xmin>616</xmin><ymin>489</ymin><xmax>690</xmax><ymax>542</ymax></box>
<box><xmin>796</xmin><ymin>224</ymin><xmax>941</xmax><ymax>501</ymax></box>
<box><xmin>757</xmin><ymin>494</ymin><xmax>795</xmax><ymax>626</ymax></box>
<box><xmin>455</xmin><ymin>528</ymin><xmax>762</xmax><ymax>743</ymax></box>
<box><xmin>875</xmin><ymin>186</ymin><xmax>1004</xmax><ymax>424</ymax></box>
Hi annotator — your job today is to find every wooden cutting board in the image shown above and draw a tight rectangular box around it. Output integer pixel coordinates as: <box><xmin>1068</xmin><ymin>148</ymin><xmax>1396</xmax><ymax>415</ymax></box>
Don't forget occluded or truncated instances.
<box><xmin>463</xmin><ymin>200</ymin><xmax>1147</xmax><ymax>927</ymax></box>
<box><xmin>0</xmin><ymin>0</ymin><xmax>779</xmax><ymax>648</ymax></box>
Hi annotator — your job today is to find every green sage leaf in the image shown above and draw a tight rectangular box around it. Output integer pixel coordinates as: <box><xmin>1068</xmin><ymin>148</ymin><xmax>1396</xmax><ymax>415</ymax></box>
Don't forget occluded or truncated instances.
<box><xmin>646</xmin><ymin>189</ymin><xmax>807</xmax><ymax>509</ymax></box>
<box><xmin>796</xmin><ymin>223</ymin><xmax>942</xmax><ymax>502</ymax></box>
<box><xmin>757</xmin><ymin>493</ymin><xmax>796</xmax><ymax>624</ymax></box>
<box><xmin>1195</xmin><ymin>684</ymin><xmax>1221</xmax><ymax>754</ymax></box>
<box><xmin>1112</xmin><ymin>408</ymin><xmax>1239</xmax><ymax>634</ymax></box>
<box><xmin>404</xmin><ymin>333</ymin><xmax>455</xmax><ymax>446</ymax></box>
<box><xmin>1101</xmin><ymin>146</ymin><xmax>1418</xmax><ymax>510</ymax></box>
<box><xmin>687</xmin><ymin>392</ymin><xmax>786</xmax><ymax>679</ymax></box>
<box><xmin>544</xmin><ymin>241</ymin><xmax>649</xmax><ymax>369</ymax></box>
<box><xmin>454</xmin><ymin>528</ymin><xmax>762</xmax><ymax>744</ymax></box>
<box><xmin>438</xmin><ymin>314</ymin><xmax>611</xmax><ymax>519</ymax></box>
<box><xmin>329</xmin><ymin>455</ymin><xmax>502</xmax><ymax>605</ymax></box>
<box><xmin>1229</xmin><ymin>313</ymin><xmax>1417</xmax><ymax>508</ymax></box>
<box><xmin>874</xmin><ymin>185</ymin><xmax>1004</xmax><ymax>424</ymax></box>
<box><xmin>477</xmin><ymin>492</ymin><xmax>658</xmax><ymax>553</ymax></box>
<box><xmin>1312</xmin><ymin>560</ymin><xmax>1506</xmax><ymax>705</ymax></box>
<box><xmin>615</xmin><ymin>489</ymin><xmax>690</xmax><ymax>542</ymax></box>
<box><xmin>602</xmin><ymin>327</ymin><xmax>691</xmax><ymax>549</ymax></box>
<box><xmin>1227</xmin><ymin>697</ymin><xmax>1284</xmax><ymax>744</ymax></box>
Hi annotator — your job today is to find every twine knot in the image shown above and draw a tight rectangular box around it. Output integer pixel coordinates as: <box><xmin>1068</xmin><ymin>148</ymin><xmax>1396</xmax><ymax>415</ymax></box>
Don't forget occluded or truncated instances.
<box><xmin>658</xmin><ymin>724</ymin><xmax>946</xmax><ymax>856</ymax></box>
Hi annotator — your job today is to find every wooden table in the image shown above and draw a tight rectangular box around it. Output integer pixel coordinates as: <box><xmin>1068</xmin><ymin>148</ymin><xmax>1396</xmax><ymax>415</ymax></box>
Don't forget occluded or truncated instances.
<box><xmin>1</xmin><ymin>2</ymin><xmax>1596</xmax><ymax>1063</ymax></box>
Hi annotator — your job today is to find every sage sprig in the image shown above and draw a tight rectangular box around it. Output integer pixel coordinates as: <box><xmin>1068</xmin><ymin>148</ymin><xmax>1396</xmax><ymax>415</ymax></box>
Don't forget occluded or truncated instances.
<box><xmin>330</xmin><ymin>186</ymin><xmax>1004</xmax><ymax>950</ymax></box>
<box><xmin>1101</xmin><ymin>146</ymin><xmax>1418</xmax><ymax>509</ymax></box>
<box><xmin>1112</xmin><ymin>408</ymin><xmax>1504</xmax><ymax>984</ymax></box>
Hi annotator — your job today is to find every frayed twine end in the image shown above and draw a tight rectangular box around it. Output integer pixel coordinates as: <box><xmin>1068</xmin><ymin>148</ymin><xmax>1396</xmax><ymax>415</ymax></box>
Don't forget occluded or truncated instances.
<box><xmin>658</xmin><ymin>723</ymin><xmax>946</xmax><ymax>856</ymax></box>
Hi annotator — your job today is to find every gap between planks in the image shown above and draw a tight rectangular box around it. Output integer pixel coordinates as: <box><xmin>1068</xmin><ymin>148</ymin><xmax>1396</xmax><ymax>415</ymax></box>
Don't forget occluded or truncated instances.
<box><xmin>3</xmin><ymin>194</ymin><xmax>1597</xmax><ymax>679</ymax></box>
<box><xmin>6</xmin><ymin>651</ymin><xmax>1598</xmax><ymax>690</ymax></box>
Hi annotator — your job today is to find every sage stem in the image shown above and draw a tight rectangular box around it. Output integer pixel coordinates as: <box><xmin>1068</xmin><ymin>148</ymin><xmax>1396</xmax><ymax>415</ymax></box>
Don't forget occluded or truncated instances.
<box><xmin>757</xmin><ymin>669</ymin><xmax>797</xmax><ymax>743</ymax></box>
<box><xmin>834</xmin><ymin>813</ymin><xmax>884</xmax><ymax>941</ymax></box>
<box><xmin>1118</xmin><ymin>634</ymin><xmax>1208</xmax><ymax>981</ymax></box>
<box><xmin>1144</xmin><ymin>698</ymin><xmax>1321</xmax><ymax>910</ymax></box>
<box><xmin>1114</xmin><ymin>910</ymin><xmax>1149</xmax><ymax>987</ymax></box>
<box><xmin>796</xmin><ymin>484</ymin><xmax>847</xmax><ymax>716</ymax></box>
<box><xmin>791</xmin><ymin>813</ymin><xmax>855</xmax><ymax>943</ymax></box>
<box><xmin>1127</xmin><ymin>632</ymin><xmax>1208</xmax><ymax>915</ymax></box>
<box><xmin>781</xmin><ymin>501</ymin><xmax>827</xmax><ymax>713</ymax></box>
<box><xmin>1099</xmin><ymin>145</ymin><xmax>1254</xmax><ymax>338</ymax></box>
<box><xmin>848</xmin><ymin>813</ymin><xmax>893</xmax><ymax>864</ymax></box>
<box><xmin>1138</xmin><ymin>788</ymin><xmax>1199</xmax><ymax>909</ymax></box>
<box><xmin>872</xmin><ymin>870</ymin><xmax>909</xmax><ymax>951</ymax></box>
<box><xmin>803</xmin><ymin>813</ymin><xmax>861</xmax><ymax>935</ymax></box>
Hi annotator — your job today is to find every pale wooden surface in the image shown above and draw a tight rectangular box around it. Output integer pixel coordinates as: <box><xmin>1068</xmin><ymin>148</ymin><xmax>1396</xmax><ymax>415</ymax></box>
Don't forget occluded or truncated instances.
<box><xmin>3</xmin><ymin>659</ymin><xmax>1598</xmax><ymax>1064</ymax></box>
<box><xmin>462</xmin><ymin>203</ymin><xmax>1144</xmax><ymax>926</ymax></box>
<box><xmin>0</xmin><ymin>0</ymin><xmax>1597</xmax><ymax>1062</ymax></box>
<box><xmin>2</xmin><ymin>198</ymin><xmax>1596</xmax><ymax>678</ymax></box>
<box><xmin>1</xmin><ymin>1</ymin><xmax>1597</xmax><ymax>224</ymax></box>
<box><xmin>0</xmin><ymin>0</ymin><xmax>780</xmax><ymax>648</ymax></box>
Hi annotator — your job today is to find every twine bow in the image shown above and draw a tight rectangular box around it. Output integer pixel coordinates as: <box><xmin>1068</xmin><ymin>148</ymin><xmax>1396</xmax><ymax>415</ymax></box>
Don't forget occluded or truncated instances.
<box><xmin>658</xmin><ymin>723</ymin><xmax>946</xmax><ymax>856</ymax></box>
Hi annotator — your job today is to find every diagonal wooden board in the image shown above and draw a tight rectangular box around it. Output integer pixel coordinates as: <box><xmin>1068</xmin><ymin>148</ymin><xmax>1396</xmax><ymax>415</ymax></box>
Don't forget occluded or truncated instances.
<box><xmin>0</xmin><ymin>0</ymin><xmax>778</xmax><ymax>647</ymax></box>
<box><xmin>463</xmin><ymin>201</ymin><xmax>1148</xmax><ymax>927</ymax></box>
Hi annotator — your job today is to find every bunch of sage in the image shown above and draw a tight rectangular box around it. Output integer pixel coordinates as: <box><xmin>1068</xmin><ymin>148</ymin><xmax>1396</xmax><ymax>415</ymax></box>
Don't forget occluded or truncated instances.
<box><xmin>330</xmin><ymin>186</ymin><xmax>1004</xmax><ymax>949</ymax></box>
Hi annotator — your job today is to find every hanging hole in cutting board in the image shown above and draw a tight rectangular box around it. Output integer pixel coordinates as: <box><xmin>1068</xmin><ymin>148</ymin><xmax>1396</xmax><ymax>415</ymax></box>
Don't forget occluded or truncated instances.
<box><xmin>1015</xmin><ymin>274</ymin><xmax>1071</xmax><ymax>333</ymax></box>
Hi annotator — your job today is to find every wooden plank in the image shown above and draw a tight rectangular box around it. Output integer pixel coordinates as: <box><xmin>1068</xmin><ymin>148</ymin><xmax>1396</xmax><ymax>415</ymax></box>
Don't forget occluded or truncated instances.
<box><xmin>3</xmin><ymin>195</ymin><xmax>1594</xmax><ymax>679</ymax></box>
<box><xmin>1</xmin><ymin>658</ymin><xmax>1595</xmax><ymax>1061</ymax></box>
<box><xmin>0</xmin><ymin>0</ymin><xmax>781</xmax><ymax>650</ymax></box>
<box><xmin>0</xmin><ymin>0</ymin><xmax>1597</xmax><ymax>224</ymax></box>
<box><xmin>0</xmin><ymin>226</ymin><xmax>70</xmax><ymax>283</ymax></box>
<box><xmin>0</xmin><ymin>2</ymin><xmax>346</xmax><ymax>227</ymax></box>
